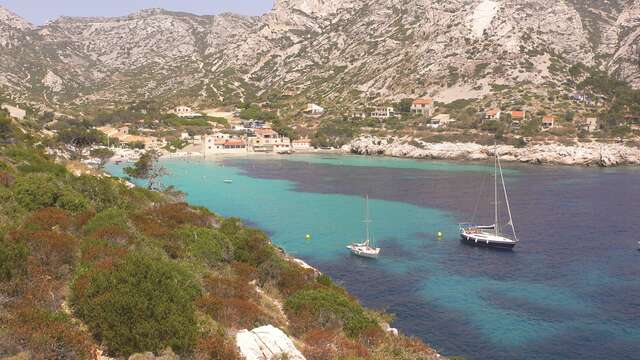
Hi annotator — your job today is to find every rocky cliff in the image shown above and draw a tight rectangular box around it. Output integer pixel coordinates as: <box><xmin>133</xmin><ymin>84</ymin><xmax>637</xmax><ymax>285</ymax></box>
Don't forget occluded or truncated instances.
<box><xmin>0</xmin><ymin>0</ymin><xmax>639</xmax><ymax>107</ymax></box>
<box><xmin>346</xmin><ymin>136</ymin><xmax>640</xmax><ymax>167</ymax></box>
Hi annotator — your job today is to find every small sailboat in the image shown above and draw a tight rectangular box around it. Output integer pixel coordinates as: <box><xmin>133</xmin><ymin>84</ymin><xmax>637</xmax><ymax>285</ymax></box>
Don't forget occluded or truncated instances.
<box><xmin>347</xmin><ymin>195</ymin><xmax>381</xmax><ymax>258</ymax></box>
<box><xmin>459</xmin><ymin>144</ymin><xmax>519</xmax><ymax>250</ymax></box>
<box><xmin>223</xmin><ymin>179</ymin><xmax>233</xmax><ymax>184</ymax></box>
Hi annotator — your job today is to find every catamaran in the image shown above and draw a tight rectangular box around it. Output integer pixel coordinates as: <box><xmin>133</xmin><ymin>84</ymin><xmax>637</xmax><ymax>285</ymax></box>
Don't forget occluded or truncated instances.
<box><xmin>459</xmin><ymin>144</ymin><xmax>519</xmax><ymax>250</ymax></box>
<box><xmin>347</xmin><ymin>195</ymin><xmax>381</xmax><ymax>258</ymax></box>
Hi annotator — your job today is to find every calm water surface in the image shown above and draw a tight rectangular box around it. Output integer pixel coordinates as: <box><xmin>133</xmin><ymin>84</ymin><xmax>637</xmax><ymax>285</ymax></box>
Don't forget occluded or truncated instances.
<box><xmin>108</xmin><ymin>154</ymin><xmax>640</xmax><ymax>360</ymax></box>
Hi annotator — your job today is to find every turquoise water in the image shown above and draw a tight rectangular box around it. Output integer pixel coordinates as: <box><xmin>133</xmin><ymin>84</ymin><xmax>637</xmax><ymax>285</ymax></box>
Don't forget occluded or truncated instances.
<box><xmin>107</xmin><ymin>155</ymin><xmax>640</xmax><ymax>360</ymax></box>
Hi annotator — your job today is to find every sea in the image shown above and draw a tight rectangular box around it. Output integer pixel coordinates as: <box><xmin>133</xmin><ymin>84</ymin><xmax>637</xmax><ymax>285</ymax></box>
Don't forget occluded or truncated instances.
<box><xmin>107</xmin><ymin>154</ymin><xmax>640</xmax><ymax>360</ymax></box>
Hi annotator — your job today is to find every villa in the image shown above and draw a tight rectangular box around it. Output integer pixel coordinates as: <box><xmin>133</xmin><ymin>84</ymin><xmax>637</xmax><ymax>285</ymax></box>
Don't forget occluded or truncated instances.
<box><xmin>303</xmin><ymin>104</ymin><xmax>325</xmax><ymax>117</ymax></box>
<box><xmin>251</xmin><ymin>128</ymin><xmax>291</xmax><ymax>153</ymax></box>
<box><xmin>428</xmin><ymin>114</ymin><xmax>454</xmax><ymax>128</ymax></box>
<box><xmin>485</xmin><ymin>108</ymin><xmax>502</xmax><ymax>121</ymax></box>
<box><xmin>411</xmin><ymin>98</ymin><xmax>434</xmax><ymax>116</ymax></box>
<box><xmin>173</xmin><ymin>106</ymin><xmax>202</xmax><ymax>118</ymax></box>
<box><xmin>292</xmin><ymin>138</ymin><xmax>312</xmax><ymax>151</ymax></box>
<box><xmin>542</xmin><ymin>115</ymin><xmax>556</xmax><ymax>130</ymax></box>
<box><xmin>370</xmin><ymin>107</ymin><xmax>396</xmax><ymax>120</ymax></box>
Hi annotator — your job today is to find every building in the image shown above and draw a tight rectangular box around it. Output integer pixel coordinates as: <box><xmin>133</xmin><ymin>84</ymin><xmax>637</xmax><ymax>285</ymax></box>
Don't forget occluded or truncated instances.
<box><xmin>510</xmin><ymin>110</ymin><xmax>526</xmax><ymax>121</ymax></box>
<box><xmin>1</xmin><ymin>104</ymin><xmax>26</xmax><ymax>120</ymax></box>
<box><xmin>411</xmin><ymin>98</ymin><xmax>434</xmax><ymax>116</ymax></box>
<box><xmin>250</xmin><ymin>128</ymin><xmax>291</xmax><ymax>153</ymax></box>
<box><xmin>485</xmin><ymin>108</ymin><xmax>502</xmax><ymax>121</ymax></box>
<box><xmin>542</xmin><ymin>115</ymin><xmax>556</xmax><ymax>130</ymax></box>
<box><xmin>292</xmin><ymin>138</ymin><xmax>312</xmax><ymax>151</ymax></box>
<box><xmin>174</xmin><ymin>106</ymin><xmax>202</xmax><ymax>118</ymax></box>
<box><xmin>370</xmin><ymin>107</ymin><xmax>396</xmax><ymax>120</ymax></box>
<box><xmin>303</xmin><ymin>104</ymin><xmax>324</xmax><ymax>117</ymax></box>
<box><xmin>428</xmin><ymin>114</ymin><xmax>455</xmax><ymax>128</ymax></box>
<box><xmin>204</xmin><ymin>132</ymin><xmax>248</xmax><ymax>155</ymax></box>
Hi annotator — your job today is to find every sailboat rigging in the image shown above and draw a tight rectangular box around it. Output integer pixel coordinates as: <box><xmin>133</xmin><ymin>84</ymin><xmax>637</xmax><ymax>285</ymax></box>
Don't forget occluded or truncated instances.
<box><xmin>459</xmin><ymin>144</ymin><xmax>519</xmax><ymax>249</ymax></box>
<box><xmin>347</xmin><ymin>195</ymin><xmax>381</xmax><ymax>258</ymax></box>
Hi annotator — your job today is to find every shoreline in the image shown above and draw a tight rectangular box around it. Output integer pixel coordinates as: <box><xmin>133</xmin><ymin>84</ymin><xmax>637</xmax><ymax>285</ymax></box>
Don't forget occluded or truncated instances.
<box><xmin>344</xmin><ymin>136</ymin><xmax>640</xmax><ymax>167</ymax></box>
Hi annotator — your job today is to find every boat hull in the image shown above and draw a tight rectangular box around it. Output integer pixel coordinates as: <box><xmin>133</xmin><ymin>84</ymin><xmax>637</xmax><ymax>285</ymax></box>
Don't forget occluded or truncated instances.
<box><xmin>346</xmin><ymin>245</ymin><xmax>380</xmax><ymax>258</ymax></box>
<box><xmin>460</xmin><ymin>233</ymin><xmax>517</xmax><ymax>250</ymax></box>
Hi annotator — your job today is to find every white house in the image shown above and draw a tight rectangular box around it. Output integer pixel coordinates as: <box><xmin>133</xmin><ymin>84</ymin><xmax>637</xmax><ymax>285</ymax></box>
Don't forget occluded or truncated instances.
<box><xmin>411</xmin><ymin>98</ymin><xmax>434</xmax><ymax>116</ymax></box>
<box><xmin>174</xmin><ymin>106</ymin><xmax>202</xmax><ymax>118</ymax></box>
<box><xmin>203</xmin><ymin>132</ymin><xmax>248</xmax><ymax>155</ymax></box>
<box><xmin>303</xmin><ymin>104</ymin><xmax>324</xmax><ymax>117</ymax></box>
<box><xmin>1</xmin><ymin>104</ymin><xmax>26</xmax><ymax>120</ymax></box>
<box><xmin>428</xmin><ymin>114</ymin><xmax>455</xmax><ymax>128</ymax></box>
<box><xmin>485</xmin><ymin>108</ymin><xmax>502</xmax><ymax>121</ymax></box>
<box><xmin>542</xmin><ymin>115</ymin><xmax>556</xmax><ymax>130</ymax></box>
<box><xmin>292</xmin><ymin>138</ymin><xmax>312</xmax><ymax>151</ymax></box>
<box><xmin>370</xmin><ymin>107</ymin><xmax>396</xmax><ymax>120</ymax></box>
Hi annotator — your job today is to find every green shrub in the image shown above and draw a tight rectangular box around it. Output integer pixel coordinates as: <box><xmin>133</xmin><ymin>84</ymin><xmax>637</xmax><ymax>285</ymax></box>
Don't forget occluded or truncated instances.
<box><xmin>56</xmin><ymin>190</ymin><xmax>90</xmax><ymax>212</ymax></box>
<box><xmin>13</xmin><ymin>173</ymin><xmax>60</xmax><ymax>211</ymax></box>
<box><xmin>82</xmin><ymin>208</ymin><xmax>130</xmax><ymax>235</ymax></box>
<box><xmin>71</xmin><ymin>176</ymin><xmax>121</xmax><ymax>211</ymax></box>
<box><xmin>170</xmin><ymin>225</ymin><xmax>232</xmax><ymax>265</ymax></box>
<box><xmin>0</xmin><ymin>237</ymin><xmax>29</xmax><ymax>281</ymax></box>
<box><xmin>285</xmin><ymin>287</ymin><xmax>379</xmax><ymax>338</ymax></box>
<box><xmin>72</xmin><ymin>253</ymin><xmax>201</xmax><ymax>356</ymax></box>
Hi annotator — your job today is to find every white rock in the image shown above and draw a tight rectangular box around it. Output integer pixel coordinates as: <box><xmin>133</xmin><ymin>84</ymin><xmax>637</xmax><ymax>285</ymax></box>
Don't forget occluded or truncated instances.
<box><xmin>236</xmin><ymin>325</ymin><xmax>306</xmax><ymax>360</ymax></box>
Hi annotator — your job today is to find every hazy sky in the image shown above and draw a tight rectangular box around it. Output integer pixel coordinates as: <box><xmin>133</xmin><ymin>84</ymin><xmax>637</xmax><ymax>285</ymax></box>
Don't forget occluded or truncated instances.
<box><xmin>0</xmin><ymin>0</ymin><xmax>274</xmax><ymax>24</ymax></box>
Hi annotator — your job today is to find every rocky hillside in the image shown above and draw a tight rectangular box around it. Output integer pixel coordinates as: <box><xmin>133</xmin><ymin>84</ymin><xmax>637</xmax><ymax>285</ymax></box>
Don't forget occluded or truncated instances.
<box><xmin>0</xmin><ymin>0</ymin><xmax>639</xmax><ymax>107</ymax></box>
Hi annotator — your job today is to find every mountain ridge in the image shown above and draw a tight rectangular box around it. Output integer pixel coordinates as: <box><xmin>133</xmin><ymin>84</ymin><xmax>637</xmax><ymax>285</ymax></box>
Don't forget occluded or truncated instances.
<box><xmin>0</xmin><ymin>1</ymin><xmax>639</xmax><ymax>108</ymax></box>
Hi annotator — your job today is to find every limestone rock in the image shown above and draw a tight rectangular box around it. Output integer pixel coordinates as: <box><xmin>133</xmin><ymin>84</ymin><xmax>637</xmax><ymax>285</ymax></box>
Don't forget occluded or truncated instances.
<box><xmin>236</xmin><ymin>325</ymin><xmax>306</xmax><ymax>360</ymax></box>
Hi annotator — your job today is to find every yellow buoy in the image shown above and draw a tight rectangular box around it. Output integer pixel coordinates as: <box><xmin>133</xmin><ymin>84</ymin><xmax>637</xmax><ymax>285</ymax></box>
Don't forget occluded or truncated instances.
<box><xmin>305</xmin><ymin>234</ymin><xmax>312</xmax><ymax>241</ymax></box>
<box><xmin>437</xmin><ymin>231</ymin><xmax>443</xmax><ymax>239</ymax></box>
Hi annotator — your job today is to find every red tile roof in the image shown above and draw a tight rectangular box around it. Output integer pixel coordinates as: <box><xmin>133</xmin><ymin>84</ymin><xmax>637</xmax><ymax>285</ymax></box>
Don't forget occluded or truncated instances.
<box><xmin>511</xmin><ymin>111</ymin><xmax>525</xmax><ymax>118</ymax></box>
<box><xmin>413</xmin><ymin>98</ymin><xmax>433</xmax><ymax>105</ymax></box>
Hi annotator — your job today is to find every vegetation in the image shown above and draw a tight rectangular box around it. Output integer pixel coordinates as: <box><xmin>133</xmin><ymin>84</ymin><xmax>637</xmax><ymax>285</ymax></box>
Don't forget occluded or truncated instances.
<box><xmin>124</xmin><ymin>150</ymin><xmax>167</xmax><ymax>190</ymax></box>
<box><xmin>0</xmin><ymin>123</ymin><xmax>440</xmax><ymax>359</ymax></box>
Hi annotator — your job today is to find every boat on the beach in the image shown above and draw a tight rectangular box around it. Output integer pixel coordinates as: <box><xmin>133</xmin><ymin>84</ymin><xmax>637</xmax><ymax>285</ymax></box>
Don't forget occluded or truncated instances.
<box><xmin>459</xmin><ymin>144</ymin><xmax>519</xmax><ymax>250</ymax></box>
<box><xmin>347</xmin><ymin>195</ymin><xmax>381</xmax><ymax>258</ymax></box>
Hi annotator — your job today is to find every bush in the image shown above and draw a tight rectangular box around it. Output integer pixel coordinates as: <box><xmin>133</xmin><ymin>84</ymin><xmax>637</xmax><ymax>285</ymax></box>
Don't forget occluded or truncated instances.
<box><xmin>13</xmin><ymin>173</ymin><xmax>60</xmax><ymax>211</ymax></box>
<box><xmin>285</xmin><ymin>287</ymin><xmax>379</xmax><ymax>338</ymax></box>
<box><xmin>195</xmin><ymin>332</ymin><xmax>241</xmax><ymax>360</ymax></box>
<box><xmin>72</xmin><ymin>253</ymin><xmax>201</xmax><ymax>356</ymax></box>
<box><xmin>170</xmin><ymin>225</ymin><xmax>232</xmax><ymax>265</ymax></box>
<box><xmin>71</xmin><ymin>176</ymin><xmax>121</xmax><ymax>211</ymax></box>
<box><xmin>0</xmin><ymin>237</ymin><xmax>29</xmax><ymax>281</ymax></box>
<box><xmin>6</xmin><ymin>305</ymin><xmax>94</xmax><ymax>359</ymax></box>
<box><xmin>55</xmin><ymin>190</ymin><xmax>89</xmax><ymax>212</ymax></box>
<box><xmin>82</xmin><ymin>208</ymin><xmax>130</xmax><ymax>235</ymax></box>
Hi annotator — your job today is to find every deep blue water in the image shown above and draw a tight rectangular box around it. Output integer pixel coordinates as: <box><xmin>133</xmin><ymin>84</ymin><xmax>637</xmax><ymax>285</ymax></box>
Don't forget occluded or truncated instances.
<box><xmin>108</xmin><ymin>154</ymin><xmax>640</xmax><ymax>360</ymax></box>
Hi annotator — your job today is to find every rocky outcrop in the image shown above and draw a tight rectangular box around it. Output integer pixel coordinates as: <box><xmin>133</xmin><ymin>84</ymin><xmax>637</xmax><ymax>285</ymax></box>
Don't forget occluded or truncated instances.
<box><xmin>346</xmin><ymin>136</ymin><xmax>640</xmax><ymax>167</ymax></box>
<box><xmin>236</xmin><ymin>325</ymin><xmax>306</xmax><ymax>360</ymax></box>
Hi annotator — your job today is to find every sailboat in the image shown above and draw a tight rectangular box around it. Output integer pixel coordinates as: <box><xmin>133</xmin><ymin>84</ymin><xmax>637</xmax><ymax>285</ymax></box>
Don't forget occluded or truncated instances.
<box><xmin>347</xmin><ymin>195</ymin><xmax>381</xmax><ymax>258</ymax></box>
<box><xmin>459</xmin><ymin>144</ymin><xmax>519</xmax><ymax>250</ymax></box>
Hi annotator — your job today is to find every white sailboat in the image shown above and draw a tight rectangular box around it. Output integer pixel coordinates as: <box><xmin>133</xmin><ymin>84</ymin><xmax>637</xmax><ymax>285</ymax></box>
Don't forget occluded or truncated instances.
<box><xmin>347</xmin><ymin>195</ymin><xmax>381</xmax><ymax>258</ymax></box>
<box><xmin>459</xmin><ymin>144</ymin><xmax>519</xmax><ymax>249</ymax></box>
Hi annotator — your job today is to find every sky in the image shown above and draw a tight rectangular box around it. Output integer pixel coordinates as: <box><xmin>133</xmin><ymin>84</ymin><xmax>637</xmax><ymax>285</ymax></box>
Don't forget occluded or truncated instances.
<box><xmin>0</xmin><ymin>0</ymin><xmax>274</xmax><ymax>25</ymax></box>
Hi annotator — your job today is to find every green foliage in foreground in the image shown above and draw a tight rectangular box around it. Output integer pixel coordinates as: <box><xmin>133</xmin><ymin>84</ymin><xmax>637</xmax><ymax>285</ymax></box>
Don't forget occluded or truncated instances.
<box><xmin>72</xmin><ymin>253</ymin><xmax>201</xmax><ymax>356</ymax></box>
<box><xmin>285</xmin><ymin>287</ymin><xmax>379</xmax><ymax>338</ymax></box>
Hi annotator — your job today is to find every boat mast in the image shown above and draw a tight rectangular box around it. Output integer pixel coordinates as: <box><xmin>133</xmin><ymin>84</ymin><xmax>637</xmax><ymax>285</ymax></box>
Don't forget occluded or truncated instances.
<box><xmin>497</xmin><ymin>149</ymin><xmax>517</xmax><ymax>241</ymax></box>
<box><xmin>494</xmin><ymin>143</ymin><xmax>499</xmax><ymax>236</ymax></box>
<box><xmin>364</xmin><ymin>195</ymin><xmax>371</xmax><ymax>244</ymax></box>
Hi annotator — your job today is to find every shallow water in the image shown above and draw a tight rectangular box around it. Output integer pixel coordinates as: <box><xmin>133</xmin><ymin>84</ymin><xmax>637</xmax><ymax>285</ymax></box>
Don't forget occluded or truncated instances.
<box><xmin>107</xmin><ymin>154</ymin><xmax>640</xmax><ymax>360</ymax></box>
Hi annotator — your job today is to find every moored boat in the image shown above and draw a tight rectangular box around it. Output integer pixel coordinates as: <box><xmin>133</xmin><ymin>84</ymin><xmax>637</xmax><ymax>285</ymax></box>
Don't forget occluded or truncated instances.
<box><xmin>459</xmin><ymin>144</ymin><xmax>519</xmax><ymax>250</ymax></box>
<box><xmin>347</xmin><ymin>195</ymin><xmax>381</xmax><ymax>258</ymax></box>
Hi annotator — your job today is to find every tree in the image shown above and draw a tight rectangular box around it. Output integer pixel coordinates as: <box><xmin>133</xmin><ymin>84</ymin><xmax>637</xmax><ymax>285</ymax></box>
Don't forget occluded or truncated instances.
<box><xmin>124</xmin><ymin>150</ymin><xmax>167</xmax><ymax>190</ymax></box>
<box><xmin>90</xmin><ymin>148</ymin><xmax>115</xmax><ymax>169</ymax></box>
